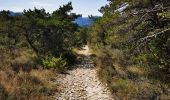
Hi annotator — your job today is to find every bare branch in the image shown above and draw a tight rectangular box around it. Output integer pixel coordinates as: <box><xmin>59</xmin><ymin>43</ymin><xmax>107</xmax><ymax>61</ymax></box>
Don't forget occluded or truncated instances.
<box><xmin>138</xmin><ymin>28</ymin><xmax>170</xmax><ymax>43</ymax></box>
<box><xmin>134</xmin><ymin>6</ymin><xmax>170</xmax><ymax>15</ymax></box>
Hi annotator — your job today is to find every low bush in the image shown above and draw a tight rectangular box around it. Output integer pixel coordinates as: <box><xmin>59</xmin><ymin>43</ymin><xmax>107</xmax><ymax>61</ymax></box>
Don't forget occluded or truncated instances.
<box><xmin>42</xmin><ymin>55</ymin><xmax>67</xmax><ymax>73</ymax></box>
<box><xmin>96</xmin><ymin>52</ymin><xmax>169</xmax><ymax>99</ymax></box>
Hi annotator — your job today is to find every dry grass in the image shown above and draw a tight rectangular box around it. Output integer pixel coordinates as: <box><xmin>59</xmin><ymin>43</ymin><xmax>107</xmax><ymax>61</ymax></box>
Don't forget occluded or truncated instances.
<box><xmin>127</xmin><ymin>65</ymin><xmax>145</xmax><ymax>75</ymax></box>
<box><xmin>0</xmin><ymin>69</ymin><xmax>58</xmax><ymax>100</ymax></box>
<box><xmin>0</xmin><ymin>47</ymin><xmax>59</xmax><ymax>100</ymax></box>
<box><xmin>12</xmin><ymin>48</ymin><xmax>36</xmax><ymax>64</ymax></box>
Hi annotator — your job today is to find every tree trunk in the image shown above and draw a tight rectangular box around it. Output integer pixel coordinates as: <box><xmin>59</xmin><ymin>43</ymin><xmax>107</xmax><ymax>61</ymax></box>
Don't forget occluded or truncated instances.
<box><xmin>25</xmin><ymin>30</ymin><xmax>39</xmax><ymax>57</ymax></box>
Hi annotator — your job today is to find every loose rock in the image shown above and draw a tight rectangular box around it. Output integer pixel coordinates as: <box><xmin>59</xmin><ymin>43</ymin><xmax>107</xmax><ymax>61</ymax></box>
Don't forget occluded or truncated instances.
<box><xmin>55</xmin><ymin>46</ymin><xmax>113</xmax><ymax>100</ymax></box>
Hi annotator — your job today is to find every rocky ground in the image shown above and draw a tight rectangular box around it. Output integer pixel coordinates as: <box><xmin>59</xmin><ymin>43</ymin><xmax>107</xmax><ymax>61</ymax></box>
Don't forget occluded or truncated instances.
<box><xmin>55</xmin><ymin>46</ymin><xmax>113</xmax><ymax>100</ymax></box>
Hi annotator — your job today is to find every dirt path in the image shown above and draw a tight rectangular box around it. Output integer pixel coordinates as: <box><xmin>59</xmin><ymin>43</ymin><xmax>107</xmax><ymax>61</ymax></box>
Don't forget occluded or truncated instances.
<box><xmin>55</xmin><ymin>45</ymin><xmax>113</xmax><ymax>100</ymax></box>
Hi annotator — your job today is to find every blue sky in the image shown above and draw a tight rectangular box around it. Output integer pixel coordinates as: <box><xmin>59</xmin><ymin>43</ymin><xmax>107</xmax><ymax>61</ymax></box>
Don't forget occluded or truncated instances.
<box><xmin>0</xmin><ymin>0</ymin><xmax>108</xmax><ymax>17</ymax></box>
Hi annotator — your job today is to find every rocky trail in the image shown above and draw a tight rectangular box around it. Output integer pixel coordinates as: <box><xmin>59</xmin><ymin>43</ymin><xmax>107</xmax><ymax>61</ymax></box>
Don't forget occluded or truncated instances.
<box><xmin>55</xmin><ymin>46</ymin><xmax>113</xmax><ymax>100</ymax></box>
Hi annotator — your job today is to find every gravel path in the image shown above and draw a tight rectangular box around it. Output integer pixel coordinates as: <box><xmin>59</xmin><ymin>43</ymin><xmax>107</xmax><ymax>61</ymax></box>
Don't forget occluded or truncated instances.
<box><xmin>55</xmin><ymin>46</ymin><xmax>113</xmax><ymax>100</ymax></box>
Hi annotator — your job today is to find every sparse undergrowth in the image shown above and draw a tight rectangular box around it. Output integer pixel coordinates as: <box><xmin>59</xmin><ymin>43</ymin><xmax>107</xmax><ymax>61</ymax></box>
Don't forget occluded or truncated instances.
<box><xmin>0</xmin><ymin>48</ymin><xmax>59</xmax><ymax>100</ymax></box>
<box><xmin>0</xmin><ymin>69</ymin><xmax>58</xmax><ymax>100</ymax></box>
<box><xmin>94</xmin><ymin>48</ymin><xmax>170</xmax><ymax>100</ymax></box>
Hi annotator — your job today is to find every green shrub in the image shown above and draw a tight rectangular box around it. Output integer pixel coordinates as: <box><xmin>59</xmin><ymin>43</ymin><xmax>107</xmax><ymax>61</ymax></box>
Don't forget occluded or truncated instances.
<box><xmin>111</xmin><ymin>78</ymin><xmax>132</xmax><ymax>93</ymax></box>
<box><xmin>42</xmin><ymin>55</ymin><xmax>67</xmax><ymax>73</ymax></box>
<box><xmin>109</xmin><ymin>49</ymin><xmax>126</xmax><ymax>64</ymax></box>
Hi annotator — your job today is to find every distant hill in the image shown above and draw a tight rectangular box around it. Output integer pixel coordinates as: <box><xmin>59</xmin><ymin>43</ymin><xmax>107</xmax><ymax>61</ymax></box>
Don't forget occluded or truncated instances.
<box><xmin>9</xmin><ymin>11</ymin><xmax>22</xmax><ymax>16</ymax></box>
<box><xmin>74</xmin><ymin>17</ymin><xmax>94</xmax><ymax>27</ymax></box>
<box><xmin>0</xmin><ymin>11</ymin><xmax>22</xmax><ymax>16</ymax></box>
